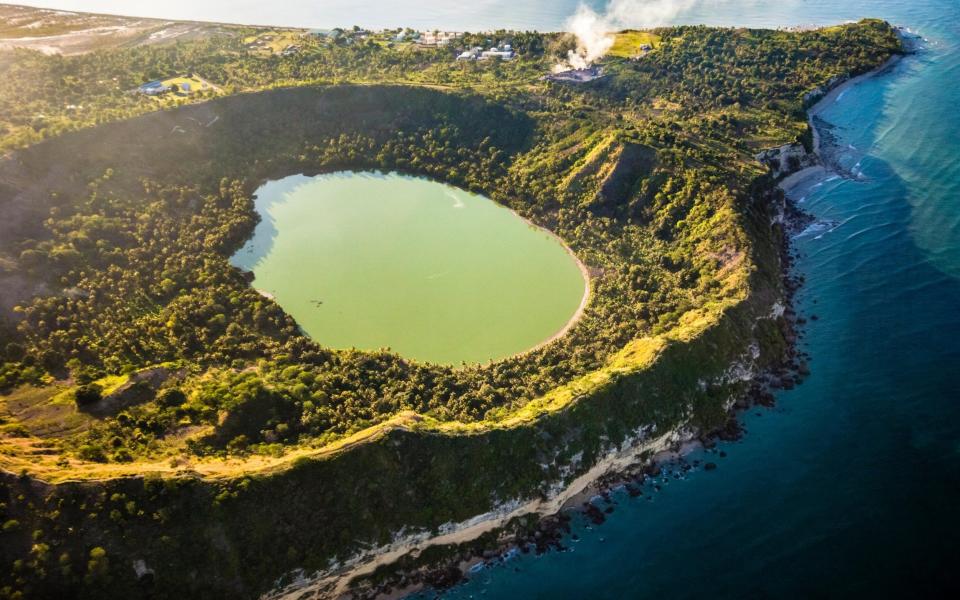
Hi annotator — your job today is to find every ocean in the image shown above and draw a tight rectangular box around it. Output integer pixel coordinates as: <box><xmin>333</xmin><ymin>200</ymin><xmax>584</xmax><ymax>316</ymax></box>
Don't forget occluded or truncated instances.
<box><xmin>23</xmin><ymin>0</ymin><xmax>960</xmax><ymax>596</ymax></box>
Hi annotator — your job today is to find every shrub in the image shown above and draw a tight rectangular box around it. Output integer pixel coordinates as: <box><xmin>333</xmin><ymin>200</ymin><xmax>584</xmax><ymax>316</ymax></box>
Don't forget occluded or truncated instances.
<box><xmin>74</xmin><ymin>383</ymin><xmax>103</xmax><ymax>406</ymax></box>
<box><xmin>76</xmin><ymin>444</ymin><xmax>107</xmax><ymax>463</ymax></box>
<box><xmin>156</xmin><ymin>388</ymin><xmax>187</xmax><ymax>407</ymax></box>
<box><xmin>85</xmin><ymin>546</ymin><xmax>110</xmax><ymax>583</ymax></box>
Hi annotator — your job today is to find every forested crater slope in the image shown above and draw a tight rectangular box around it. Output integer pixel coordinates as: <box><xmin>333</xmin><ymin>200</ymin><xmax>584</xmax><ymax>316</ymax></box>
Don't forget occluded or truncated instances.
<box><xmin>0</xmin><ymin>17</ymin><xmax>902</xmax><ymax>599</ymax></box>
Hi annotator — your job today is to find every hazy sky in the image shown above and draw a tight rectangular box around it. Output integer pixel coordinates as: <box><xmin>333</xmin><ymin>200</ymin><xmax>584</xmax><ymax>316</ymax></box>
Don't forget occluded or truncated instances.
<box><xmin>11</xmin><ymin>1</ymin><xmax>829</xmax><ymax>31</ymax></box>
<box><xmin>13</xmin><ymin>0</ymin><xmax>587</xmax><ymax>30</ymax></box>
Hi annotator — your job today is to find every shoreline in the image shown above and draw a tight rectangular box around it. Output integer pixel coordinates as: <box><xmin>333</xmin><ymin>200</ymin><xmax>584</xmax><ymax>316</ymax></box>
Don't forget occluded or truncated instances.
<box><xmin>511</xmin><ymin>212</ymin><xmax>592</xmax><ymax>357</ymax></box>
<box><xmin>0</xmin><ymin>2</ymin><xmax>297</xmax><ymax>34</ymax></box>
<box><xmin>779</xmin><ymin>49</ymin><xmax>907</xmax><ymax>195</ymax></box>
<box><xmin>270</xmin><ymin>383</ymin><xmax>779</xmax><ymax>600</ymax></box>
<box><xmin>268</xmin><ymin>427</ymin><xmax>694</xmax><ymax>600</ymax></box>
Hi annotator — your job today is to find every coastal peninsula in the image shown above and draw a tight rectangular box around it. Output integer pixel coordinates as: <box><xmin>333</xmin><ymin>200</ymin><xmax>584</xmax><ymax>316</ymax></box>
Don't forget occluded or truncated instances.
<box><xmin>0</xmin><ymin>9</ymin><xmax>903</xmax><ymax>599</ymax></box>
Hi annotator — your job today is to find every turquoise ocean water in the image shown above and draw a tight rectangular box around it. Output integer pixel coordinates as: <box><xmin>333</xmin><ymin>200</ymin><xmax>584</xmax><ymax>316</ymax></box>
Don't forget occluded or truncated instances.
<box><xmin>27</xmin><ymin>0</ymin><xmax>960</xmax><ymax>596</ymax></box>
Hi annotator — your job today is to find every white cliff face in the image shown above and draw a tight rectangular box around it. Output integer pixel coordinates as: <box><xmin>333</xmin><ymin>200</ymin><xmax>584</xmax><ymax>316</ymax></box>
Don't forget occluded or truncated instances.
<box><xmin>802</xmin><ymin>74</ymin><xmax>846</xmax><ymax>106</ymax></box>
<box><xmin>264</xmin><ymin>425</ymin><xmax>689</xmax><ymax>600</ymax></box>
<box><xmin>755</xmin><ymin>142</ymin><xmax>818</xmax><ymax>179</ymax></box>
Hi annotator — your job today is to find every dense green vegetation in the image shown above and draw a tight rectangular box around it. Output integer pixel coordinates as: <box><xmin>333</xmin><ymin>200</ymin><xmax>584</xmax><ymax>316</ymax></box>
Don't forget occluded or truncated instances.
<box><xmin>0</xmin><ymin>21</ymin><xmax>901</xmax><ymax>460</ymax></box>
<box><xmin>0</xmin><ymin>21</ymin><xmax>899</xmax><ymax>150</ymax></box>
<box><xmin>0</xmin><ymin>16</ymin><xmax>902</xmax><ymax>599</ymax></box>
<box><xmin>603</xmin><ymin>23</ymin><xmax>901</xmax><ymax>111</ymax></box>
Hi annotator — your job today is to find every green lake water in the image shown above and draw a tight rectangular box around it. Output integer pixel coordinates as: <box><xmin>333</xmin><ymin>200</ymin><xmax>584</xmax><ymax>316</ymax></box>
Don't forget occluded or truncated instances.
<box><xmin>230</xmin><ymin>172</ymin><xmax>587</xmax><ymax>365</ymax></box>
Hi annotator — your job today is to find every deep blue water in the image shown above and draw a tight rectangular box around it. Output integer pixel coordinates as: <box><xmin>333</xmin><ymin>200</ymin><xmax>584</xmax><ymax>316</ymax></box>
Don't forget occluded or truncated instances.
<box><xmin>29</xmin><ymin>1</ymin><xmax>960</xmax><ymax>597</ymax></box>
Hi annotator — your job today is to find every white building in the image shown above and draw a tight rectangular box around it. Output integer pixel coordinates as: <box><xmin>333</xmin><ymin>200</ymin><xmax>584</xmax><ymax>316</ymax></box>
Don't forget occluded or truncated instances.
<box><xmin>137</xmin><ymin>80</ymin><xmax>170</xmax><ymax>95</ymax></box>
<box><xmin>419</xmin><ymin>30</ymin><xmax>460</xmax><ymax>46</ymax></box>
<box><xmin>480</xmin><ymin>44</ymin><xmax>514</xmax><ymax>60</ymax></box>
<box><xmin>457</xmin><ymin>46</ymin><xmax>484</xmax><ymax>60</ymax></box>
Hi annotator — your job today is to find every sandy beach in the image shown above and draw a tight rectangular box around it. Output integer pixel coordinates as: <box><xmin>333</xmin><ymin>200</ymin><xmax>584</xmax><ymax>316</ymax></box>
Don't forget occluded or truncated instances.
<box><xmin>779</xmin><ymin>50</ymin><xmax>906</xmax><ymax>195</ymax></box>
<box><xmin>512</xmin><ymin>213</ymin><xmax>592</xmax><ymax>357</ymax></box>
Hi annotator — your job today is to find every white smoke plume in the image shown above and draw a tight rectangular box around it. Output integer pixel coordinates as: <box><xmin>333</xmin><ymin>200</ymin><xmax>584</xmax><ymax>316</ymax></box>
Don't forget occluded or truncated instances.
<box><xmin>559</xmin><ymin>0</ymin><xmax>714</xmax><ymax>71</ymax></box>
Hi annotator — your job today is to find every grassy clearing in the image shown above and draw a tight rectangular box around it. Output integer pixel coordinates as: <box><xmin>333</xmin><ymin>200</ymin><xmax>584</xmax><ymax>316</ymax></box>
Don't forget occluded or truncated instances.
<box><xmin>159</xmin><ymin>74</ymin><xmax>219</xmax><ymax>95</ymax></box>
<box><xmin>0</xmin><ymin>6</ymin><xmax>93</xmax><ymax>39</ymax></box>
<box><xmin>242</xmin><ymin>30</ymin><xmax>305</xmax><ymax>54</ymax></box>
<box><xmin>609</xmin><ymin>30</ymin><xmax>662</xmax><ymax>58</ymax></box>
<box><xmin>0</xmin><ymin>384</ymin><xmax>94</xmax><ymax>439</ymax></box>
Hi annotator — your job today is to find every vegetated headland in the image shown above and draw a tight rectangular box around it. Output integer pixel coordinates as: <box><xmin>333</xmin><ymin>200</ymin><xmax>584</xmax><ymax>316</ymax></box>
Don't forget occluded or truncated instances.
<box><xmin>0</xmin><ymin>9</ymin><xmax>904</xmax><ymax>599</ymax></box>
